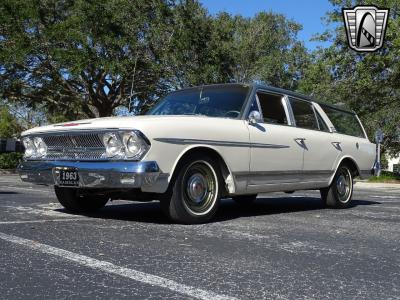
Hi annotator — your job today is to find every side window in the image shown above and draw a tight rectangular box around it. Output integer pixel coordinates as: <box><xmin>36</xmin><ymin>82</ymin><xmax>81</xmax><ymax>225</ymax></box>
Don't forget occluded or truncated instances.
<box><xmin>289</xmin><ymin>98</ymin><xmax>319</xmax><ymax>130</ymax></box>
<box><xmin>315</xmin><ymin>110</ymin><xmax>330</xmax><ymax>132</ymax></box>
<box><xmin>321</xmin><ymin>105</ymin><xmax>365</xmax><ymax>138</ymax></box>
<box><xmin>256</xmin><ymin>92</ymin><xmax>288</xmax><ymax>125</ymax></box>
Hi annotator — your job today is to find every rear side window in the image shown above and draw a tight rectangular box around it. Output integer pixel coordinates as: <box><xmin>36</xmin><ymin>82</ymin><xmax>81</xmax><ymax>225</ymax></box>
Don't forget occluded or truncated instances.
<box><xmin>289</xmin><ymin>98</ymin><xmax>318</xmax><ymax>130</ymax></box>
<box><xmin>321</xmin><ymin>105</ymin><xmax>365</xmax><ymax>138</ymax></box>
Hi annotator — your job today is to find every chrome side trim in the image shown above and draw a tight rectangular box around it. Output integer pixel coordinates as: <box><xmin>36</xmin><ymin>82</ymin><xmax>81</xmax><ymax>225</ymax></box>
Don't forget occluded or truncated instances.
<box><xmin>246</xmin><ymin>181</ymin><xmax>330</xmax><ymax>193</ymax></box>
<box><xmin>234</xmin><ymin>170</ymin><xmax>333</xmax><ymax>177</ymax></box>
<box><xmin>154</xmin><ymin>138</ymin><xmax>289</xmax><ymax>149</ymax></box>
<box><xmin>233</xmin><ymin>170</ymin><xmax>333</xmax><ymax>186</ymax></box>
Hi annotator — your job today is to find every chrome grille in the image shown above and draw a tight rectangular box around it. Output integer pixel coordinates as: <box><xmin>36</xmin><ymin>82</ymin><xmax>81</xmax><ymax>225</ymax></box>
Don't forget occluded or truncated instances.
<box><xmin>40</xmin><ymin>133</ymin><xmax>106</xmax><ymax>161</ymax></box>
<box><xmin>42</xmin><ymin>133</ymin><xmax>104</xmax><ymax>149</ymax></box>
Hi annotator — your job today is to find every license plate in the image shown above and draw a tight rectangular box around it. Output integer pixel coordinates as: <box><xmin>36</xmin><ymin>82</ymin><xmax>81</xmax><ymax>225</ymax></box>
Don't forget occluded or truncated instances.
<box><xmin>57</xmin><ymin>169</ymin><xmax>79</xmax><ymax>187</ymax></box>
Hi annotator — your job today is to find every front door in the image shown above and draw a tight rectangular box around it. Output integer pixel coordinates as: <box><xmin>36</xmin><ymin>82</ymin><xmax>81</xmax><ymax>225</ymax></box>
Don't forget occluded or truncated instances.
<box><xmin>246</xmin><ymin>92</ymin><xmax>304</xmax><ymax>192</ymax></box>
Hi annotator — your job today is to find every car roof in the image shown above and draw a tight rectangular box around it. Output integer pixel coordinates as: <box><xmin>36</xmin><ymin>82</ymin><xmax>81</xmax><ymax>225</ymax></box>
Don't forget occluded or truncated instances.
<box><xmin>176</xmin><ymin>83</ymin><xmax>356</xmax><ymax>115</ymax></box>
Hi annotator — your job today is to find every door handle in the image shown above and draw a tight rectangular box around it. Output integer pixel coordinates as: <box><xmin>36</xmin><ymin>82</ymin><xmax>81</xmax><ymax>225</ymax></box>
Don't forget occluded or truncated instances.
<box><xmin>331</xmin><ymin>141</ymin><xmax>342</xmax><ymax>150</ymax></box>
<box><xmin>294</xmin><ymin>138</ymin><xmax>307</xmax><ymax>148</ymax></box>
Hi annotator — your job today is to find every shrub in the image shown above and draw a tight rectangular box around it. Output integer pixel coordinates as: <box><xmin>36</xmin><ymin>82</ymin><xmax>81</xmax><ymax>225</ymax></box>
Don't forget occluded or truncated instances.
<box><xmin>0</xmin><ymin>152</ymin><xmax>23</xmax><ymax>169</ymax></box>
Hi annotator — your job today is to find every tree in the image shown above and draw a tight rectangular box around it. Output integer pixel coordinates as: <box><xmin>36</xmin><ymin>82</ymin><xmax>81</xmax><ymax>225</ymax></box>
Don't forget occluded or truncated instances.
<box><xmin>1</xmin><ymin>1</ymin><xmax>310</xmax><ymax>119</ymax></box>
<box><xmin>161</xmin><ymin>8</ymin><xmax>309</xmax><ymax>90</ymax></box>
<box><xmin>0</xmin><ymin>106</ymin><xmax>21</xmax><ymax>138</ymax></box>
<box><xmin>299</xmin><ymin>0</ymin><xmax>400</xmax><ymax>156</ymax></box>
<box><xmin>0</xmin><ymin>0</ymin><xmax>175</xmax><ymax>118</ymax></box>
<box><xmin>208</xmin><ymin>12</ymin><xmax>309</xmax><ymax>89</ymax></box>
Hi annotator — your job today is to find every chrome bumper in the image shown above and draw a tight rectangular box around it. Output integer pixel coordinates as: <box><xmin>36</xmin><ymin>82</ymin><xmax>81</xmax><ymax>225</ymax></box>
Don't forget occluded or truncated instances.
<box><xmin>17</xmin><ymin>160</ymin><xmax>169</xmax><ymax>193</ymax></box>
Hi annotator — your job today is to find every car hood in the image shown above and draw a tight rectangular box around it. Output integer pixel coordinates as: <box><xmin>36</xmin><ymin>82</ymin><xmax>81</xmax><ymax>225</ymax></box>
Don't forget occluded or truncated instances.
<box><xmin>21</xmin><ymin>115</ymin><xmax>237</xmax><ymax>136</ymax></box>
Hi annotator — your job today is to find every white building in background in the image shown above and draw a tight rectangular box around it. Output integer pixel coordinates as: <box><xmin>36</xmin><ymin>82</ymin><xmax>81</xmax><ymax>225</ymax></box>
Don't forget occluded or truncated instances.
<box><xmin>387</xmin><ymin>154</ymin><xmax>400</xmax><ymax>173</ymax></box>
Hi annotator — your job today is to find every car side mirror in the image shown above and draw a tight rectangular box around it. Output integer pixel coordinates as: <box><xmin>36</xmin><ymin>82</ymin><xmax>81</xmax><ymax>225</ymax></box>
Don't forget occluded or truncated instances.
<box><xmin>248</xmin><ymin>110</ymin><xmax>262</xmax><ymax>124</ymax></box>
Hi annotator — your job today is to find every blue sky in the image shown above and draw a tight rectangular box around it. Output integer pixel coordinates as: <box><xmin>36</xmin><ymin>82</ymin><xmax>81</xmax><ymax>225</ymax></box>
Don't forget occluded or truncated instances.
<box><xmin>200</xmin><ymin>0</ymin><xmax>336</xmax><ymax>50</ymax></box>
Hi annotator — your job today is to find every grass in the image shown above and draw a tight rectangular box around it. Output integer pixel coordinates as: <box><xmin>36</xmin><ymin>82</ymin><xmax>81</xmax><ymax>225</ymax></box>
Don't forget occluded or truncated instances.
<box><xmin>368</xmin><ymin>171</ymin><xmax>400</xmax><ymax>183</ymax></box>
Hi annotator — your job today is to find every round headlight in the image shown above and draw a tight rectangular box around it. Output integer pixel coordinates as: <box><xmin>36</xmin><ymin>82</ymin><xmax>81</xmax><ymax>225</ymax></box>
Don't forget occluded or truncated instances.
<box><xmin>122</xmin><ymin>132</ymin><xmax>142</xmax><ymax>157</ymax></box>
<box><xmin>103</xmin><ymin>133</ymin><xmax>123</xmax><ymax>157</ymax></box>
<box><xmin>22</xmin><ymin>137</ymin><xmax>35</xmax><ymax>158</ymax></box>
<box><xmin>33</xmin><ymin>137</ymin><xmax>47</xmax><ymax>157</ymax></box>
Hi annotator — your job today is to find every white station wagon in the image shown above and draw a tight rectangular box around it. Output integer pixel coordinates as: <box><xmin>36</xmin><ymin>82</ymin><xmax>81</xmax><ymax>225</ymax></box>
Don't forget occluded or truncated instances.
<box><xmin>18</xmin><ymin>84</ymin><xmax>376</xmax><ymax>224</ymax></box>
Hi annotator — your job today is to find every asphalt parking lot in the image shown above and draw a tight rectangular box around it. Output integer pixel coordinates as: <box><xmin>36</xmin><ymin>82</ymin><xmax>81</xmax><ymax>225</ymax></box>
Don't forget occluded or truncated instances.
<box><xmin>0</xmin><ymin>174</ymin><xmax>399</xmax><ymax>300</ymax></box>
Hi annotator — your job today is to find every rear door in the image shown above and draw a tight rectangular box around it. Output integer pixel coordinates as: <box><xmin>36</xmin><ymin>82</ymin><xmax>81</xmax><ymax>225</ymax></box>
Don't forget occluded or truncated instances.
<box><xmin>288</xmin><ymin>97</ymin><xmax>340</xmax><ymax>184</ymax></box>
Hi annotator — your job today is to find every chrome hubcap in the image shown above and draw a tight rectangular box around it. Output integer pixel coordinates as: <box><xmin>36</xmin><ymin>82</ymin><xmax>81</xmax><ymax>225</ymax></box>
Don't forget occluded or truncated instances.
<box><xmin>182</xmin><ymin>161</ymin><xmax>218</xmax><ymax>216</ymax></box>
<box><xmin>336</xmin><ymin>168</ymin><xmax>352</xmax><ymax>203</ymax></box>
<box><xmin>187</xmin><ymin>174</ymin><xmax>208</xmax><ymax>203</ymax></box>
<box><xmin>337</xmin><ymin>175</ymin><xmax>347</xmax><ymax>196</ymax></box>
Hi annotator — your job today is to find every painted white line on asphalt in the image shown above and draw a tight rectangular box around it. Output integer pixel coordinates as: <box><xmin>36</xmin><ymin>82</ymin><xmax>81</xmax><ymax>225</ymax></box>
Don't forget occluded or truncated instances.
<box><xmin>0</xmin><ymin>232</ymin><xmax>237</xmax><ymax>300</ymax></box>
<box><xmin>370</xmin><ymin>195</ymin><xmax>399</xmax><ymax>199</ymax></box>
<box><xmin>0</xmin><ymin>219</ymin><xmax>86</xmax><ymax>225</ymax></box>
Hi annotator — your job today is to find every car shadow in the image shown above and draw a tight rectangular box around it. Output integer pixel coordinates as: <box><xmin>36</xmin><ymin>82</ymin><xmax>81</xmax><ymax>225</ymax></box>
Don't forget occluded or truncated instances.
<box><xmin>214</xmin><ymin>197</ymin><xmax>380</xmax><ymax>222</ymax></box>
<box><xmin>53</xmin><ymin>196</ymin><xmax>382</xmax><ymax>224</ymax></box>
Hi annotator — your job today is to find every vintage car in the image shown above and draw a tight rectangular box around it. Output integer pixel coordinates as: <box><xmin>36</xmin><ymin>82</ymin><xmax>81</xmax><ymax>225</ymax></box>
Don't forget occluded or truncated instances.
<box><xmin>18</xmin><ymin>84</ymin><xmax>376</xmax><ymax>224</ymax></box>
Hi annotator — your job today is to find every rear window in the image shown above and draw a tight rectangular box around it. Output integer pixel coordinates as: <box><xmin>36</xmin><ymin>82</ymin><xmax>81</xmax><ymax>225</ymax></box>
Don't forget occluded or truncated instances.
<box><xmin>321</xmin><ymin>105</ymin><xmax>365</xmax><ymax>138</ymax></box>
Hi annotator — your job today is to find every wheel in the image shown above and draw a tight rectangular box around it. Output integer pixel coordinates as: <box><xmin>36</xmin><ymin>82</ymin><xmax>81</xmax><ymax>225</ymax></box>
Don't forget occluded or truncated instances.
<box><xmin>320</xmin><ymin>164</ymin><xmax>354</xmax><ymax>208</ymax></box>
<box><xmin>232</xmin><ymin>194</ymin><xmax>257</xmax><ymax>205</ymax></box>
<box><xmin>54</xmin><ymin>186</ymin><xmax>109</xmax><ymax>213</ymax></box>
<box><xmin>161</xmin><ymin>154</ymin><xmax>221</xmax><ymax>224</ymax></box>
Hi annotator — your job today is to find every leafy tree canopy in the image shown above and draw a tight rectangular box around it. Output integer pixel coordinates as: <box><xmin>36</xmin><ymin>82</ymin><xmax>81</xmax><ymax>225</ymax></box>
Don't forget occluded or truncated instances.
<box><xmin>1</xmin><ymin>0</ymin><xmax>175</xmax><ymax>118</ymax></box>
<box><xmin>0</xmin><ymin>0</ymin><xmax>307</xmax><ymax>118</ymax></box>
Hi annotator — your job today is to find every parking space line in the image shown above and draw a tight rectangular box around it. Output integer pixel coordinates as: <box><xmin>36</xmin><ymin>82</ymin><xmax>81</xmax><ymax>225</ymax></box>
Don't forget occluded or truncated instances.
<box><xmin>370</xmin><ymin>195</ymin><xmax>399</xmax><ymax>199</ymax></box>
<box><xmin>0</xmin><ymin>232</ymin><xmax>237</xmax><ymax>300</ymax></box>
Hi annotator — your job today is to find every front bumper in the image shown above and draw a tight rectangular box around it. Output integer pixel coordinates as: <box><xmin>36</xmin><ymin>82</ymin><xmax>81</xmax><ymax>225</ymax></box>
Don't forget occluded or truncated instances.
<box><xmin>17</xmin><ymin>160</ymin><xmax>169</xmax><ymax>193</ymax></box>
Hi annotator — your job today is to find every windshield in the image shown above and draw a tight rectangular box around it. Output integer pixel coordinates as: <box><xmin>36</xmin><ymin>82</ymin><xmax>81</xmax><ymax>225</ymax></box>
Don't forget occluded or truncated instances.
<box><xmin>147</xmin><ymin>85</ymin><xmax>249</xmax><ymax>119</ymax></box>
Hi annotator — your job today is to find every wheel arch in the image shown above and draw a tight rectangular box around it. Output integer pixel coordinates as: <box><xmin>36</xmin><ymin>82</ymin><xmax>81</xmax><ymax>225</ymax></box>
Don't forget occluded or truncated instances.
<box><xmin>169</xmin><ymin>145</ymin><xmax>235</xmax><ymax>196</ymax></box>
<box><xmin>329</xmin><ymin>156</ymin><xmax>361</xmax><ymax>185</ymax></box>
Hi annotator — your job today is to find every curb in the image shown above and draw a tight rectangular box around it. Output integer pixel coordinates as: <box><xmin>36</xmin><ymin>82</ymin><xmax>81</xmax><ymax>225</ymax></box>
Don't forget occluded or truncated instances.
<box><xmin>355</xmin><ymin>181</ymin><xmax>400</xmax><ymax>189</ymax></box>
